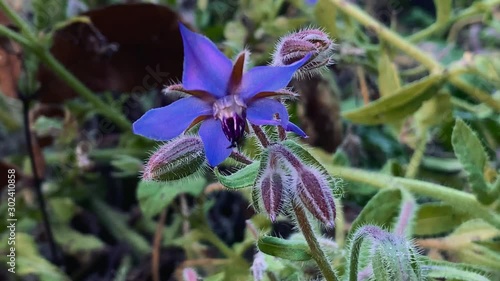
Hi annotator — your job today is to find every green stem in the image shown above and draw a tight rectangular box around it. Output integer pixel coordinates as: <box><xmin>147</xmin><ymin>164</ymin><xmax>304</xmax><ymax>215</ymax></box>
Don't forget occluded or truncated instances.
<box><xmin>0</xmin><ymin>0</ymin><xmax>36</xmax><ymax>41</ymax></box>
<box><xmin>195</xmin><ymin>227</ymin><xmax>243</xmax><ymax>262</ymax></box>
<box><xmin>292</xmin><ymin>202</ymin><xmax>338</xmax><ymax>281</ymax></box>
<box><xmin>328</xmin><ymin>0</ymin><xmax>442</xmax><ymax>72</ymax></box>
<box><xmin>0</xmin><ymin>2</ymin><xmax>132</xmax><ymax>131</ymax></box>
<box><xmin>405</xmin><ymin>129</ymin><xmax>428</xmax><ymax>178</ymax></box>
<box><xmin>329</xmin><ymin>0</ymin><xmax>500</xmax><ymax>112</ymax></box>
<box><xmin>34</xmin><ymin>49</ymin><xmax>132</xmax><ymax>130</ymax></box>
<box><xmin>328</xmin><ymin>166</ymin><xmax>500</xmax><ymax>228</ymax></box>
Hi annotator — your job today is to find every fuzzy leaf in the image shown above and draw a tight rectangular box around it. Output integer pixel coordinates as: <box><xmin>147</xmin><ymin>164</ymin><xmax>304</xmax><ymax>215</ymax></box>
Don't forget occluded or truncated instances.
<box><xmin>214</xmin><ymin>161</ymin><xmax>260</xmax><ymax>189</ymax></box>
<box><xmin>378</xmin><ymin>48</ymin><xmax>401</xmax><ymax>97</ymax></box>
<box><xmin>137</xmin><ymin>177</ymin><xmax>206</xmax><ymax>218</ymax></box>
<box><xmin>414</xmin><ymin>203</ymin><xmax>469</xmax><ymax>236</ymax></box>
<box><xmin>342</xmin><ymin>74</ymin><xmax>443</xmax><ymax>125</ymax></box>
<box><xmin>257</xmin><ymin>236</ymin><xmax>312</xmax><ymax>261</ymax></box>
<box><xmin>423</xmin><ymin>259</ymin><xmax>491</xmax><ymax>281</ymax></box>
<box><xmin>452</xmin><ymin>119</ymin><xmax>494</xmax><ymax>204</ymax></box>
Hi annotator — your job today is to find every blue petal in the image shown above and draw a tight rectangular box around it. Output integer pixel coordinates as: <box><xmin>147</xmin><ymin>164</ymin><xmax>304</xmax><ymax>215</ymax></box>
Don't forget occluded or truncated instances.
<box><xmin>239</xmin><ymin>54</ymin><xmax>311</xmax><ymax>100</ymax></box>
<box><xmin>247</xmin><ymin>98</ymin><xmax>289</xmax><ymax>126</ymax></box>
<box><xmin>179</xmin><ymin>24</ymin><xmax>232</xmax><ymax>97</ymax></box>
<box><xmin>286</xmin><ymin>122</ymin><xmax>308</xmax><ymax>138</ymax></box>
<box><xmin>199</xmin><ymin>119</ymin><xmax>232</xmax><ymax>166</ymax></box>
<box><xmin>133</xmin><ymin>97</ymin><xmax>212</xmax><ymax>141</ymax></box>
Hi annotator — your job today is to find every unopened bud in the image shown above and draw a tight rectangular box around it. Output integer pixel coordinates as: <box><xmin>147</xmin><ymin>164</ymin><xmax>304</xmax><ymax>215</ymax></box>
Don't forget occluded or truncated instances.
<box><xmin>272</xmin><ymin>28</ymin><xmax>335</xmax><ymax>78</ymax></box>
<box><xmin>142</xmin><ymin>136</ymin><xmax>206</xmax><ymax>181</ymax></box>
<box><xmin>251</xmin><ymin>251</ymin><xmax>268</xmax><ymax>281</ymax></box>
<box><xmin>296</xmin><ymin>167</ymin><xmax>336</xmax><ymax>227</ymax></box>
<box><xmin>182</xmin><ymin>268</ymin><xmax>200</xmax><ymax>281</ymax></box>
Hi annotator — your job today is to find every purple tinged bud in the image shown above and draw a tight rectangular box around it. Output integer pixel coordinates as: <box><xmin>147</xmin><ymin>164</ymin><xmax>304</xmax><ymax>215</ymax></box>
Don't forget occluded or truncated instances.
<box><xmin>272</xmin><ymin>28</ymin><xmax>335</xmax><ymax>78</ymax></box>
<box><xmin>143</xmin><ymin>136</ymin><xmax>206</xmax><ymax>181</ymax></box>
<box><xmin>251</xmin><ymin>251</ymin><xmax>268</xmax><ymax>281</ymax></box>
<box><xmin>182</xmin><ymin>268</ymin><xmax>199</xmax><ymax>281</ymax></box>
<box><xmin>259</xmin><ymin>171</ymin><xmax>285</xmax><ymax>222</ymax></box>
<box><xmin>296</xmin><ymin>167</ymin><xmax>336</xmax><ymax>227</ymax></box>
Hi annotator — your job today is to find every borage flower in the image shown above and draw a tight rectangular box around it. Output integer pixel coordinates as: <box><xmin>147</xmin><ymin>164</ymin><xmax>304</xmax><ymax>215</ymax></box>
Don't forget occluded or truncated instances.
<box><xmin>133</xmin><ymin>24</ymin><xmax>310</xmax><ymax>166</ymax></box>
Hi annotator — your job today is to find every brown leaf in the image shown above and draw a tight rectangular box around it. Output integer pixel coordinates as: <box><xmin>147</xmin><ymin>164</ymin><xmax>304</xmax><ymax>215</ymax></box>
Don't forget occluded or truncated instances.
<box><xmin>0</xmin><ymin>11</ymin><xmax>22</xmax><ymax>99</ymax></box>
<box><xmin>37</xmin><ymin>3</ymin><xmax>184</xmax><ymax>103</ymax></box>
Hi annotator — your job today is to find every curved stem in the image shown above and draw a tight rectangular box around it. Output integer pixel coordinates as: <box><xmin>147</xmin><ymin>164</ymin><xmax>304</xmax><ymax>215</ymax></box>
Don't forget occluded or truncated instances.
<box><xmin>328</xmin><ymin>166</ymin><xmax>500</xmax><ymax>228</ymax></box>
<box><xmin>292</xmin><ymin>202</ymin><xmax>338</xmax><ymax>281</ymax></box>
<box><xmin>251</xmin><ymin>124</ymin><xmax>270</xmax><ymax>147</ymax></box>
<box><xmin>405</xmin><ymin>129</ymin><xmax>428</xmax><ymax>178</ymax></box>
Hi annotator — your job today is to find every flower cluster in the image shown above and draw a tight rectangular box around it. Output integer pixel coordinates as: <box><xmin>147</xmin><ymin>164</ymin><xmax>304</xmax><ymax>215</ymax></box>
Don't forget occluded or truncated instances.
<box><xmin>133</xmin><ymin>24</ymin><xmax>311</xmax><ymax>166</ymax></box>
<box><xmin>255</xmin><ymin>142</ymin><xmax>338</xmax><ymax>227</ymax></box>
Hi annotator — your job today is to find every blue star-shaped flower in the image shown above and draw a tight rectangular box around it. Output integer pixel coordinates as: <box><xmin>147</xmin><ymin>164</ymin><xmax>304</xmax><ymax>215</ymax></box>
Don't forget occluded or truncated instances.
<box><xmin>133</xmin><ymin>24</ymin><xmax>309</xmax><ymax>166</ymax></box>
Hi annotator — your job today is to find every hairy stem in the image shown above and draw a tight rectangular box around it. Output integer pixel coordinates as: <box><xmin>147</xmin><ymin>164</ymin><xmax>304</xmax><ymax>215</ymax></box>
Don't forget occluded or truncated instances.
<box><xmin>328</xmin><ymin>166</ymin><xmax>500</xmax><ymax>228</ymax></box>
<box><xmin>405</xmin><ymin>129</ymin><xmax>428</xmax><ymax>179</ymax></box>
<box><xmin>230</xmin><ymin>151</ymin><xmax>253</xmax><ymax>165</ymax></box>
<box><xmin>252</xmin><ymin>124</ymin><xmax>270</xmax><ymax>147</ymax></box>
<box><xmin>292</xmin><ymin>201</ymin><xmax>338</xmax><ymax>281</ymax></box>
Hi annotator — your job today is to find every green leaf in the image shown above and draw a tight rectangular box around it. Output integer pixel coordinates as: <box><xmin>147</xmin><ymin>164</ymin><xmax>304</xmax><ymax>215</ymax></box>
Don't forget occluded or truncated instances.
<box><xmin>49</xmin><ymin>197</ymin><xmax>77</xmax><ymax>224</ymax></box>
<box><xmin>214</xmin><ymin>161</ymin><xmax>260</xmax><ymax>189</ymax></box>
<box><xmin>314</xmin><ymin>0</ymin><xmax>338</xmax><ymax>37</ymax></box>
<box><xmin>378</xmin><ymin>48</ymin><xmax>401</xmax><ymax>97</ymax></box>
<box><xmin>53</xmin><ymin>225</ymin><xmax>105</xmax><ymax>256</ymax></box>
<box><xmin>434</xmin><ymin>0</ymin><xmax>452</xmax><ymax>25</ymax></box>
<box><xmin>424</xmin><ymin>260</ymin><xmax>491</xmax><ymax>281</ymax></box>
<box><xmin>137</xmin><ymin>177</ymin><xmax>206</xmax><ymax>218</ymax></box>
<box><xmin>349</xmin><ymin>189</ymin><xmax>402</xmax><ymax>236</ymax></box>
<box><xmin>257</xmin><ymin>236</ymin><xmax>312</xmax><ymax>261</ymax></box>
<box><xmin>414</xmin><ymin>91</ymin><xmax>453</xmax><ymax>129</ymax></box>
<box><xmin>342</xmin><ymin>74</ymin><xmax>444</xmax><ymax>125</ymax></box>
<box><xmin>111</xmin><ymin>155</ymin><xmax>142</xmax><ymax>177</ymax></box>
<box><xmin>12</xmin><ymin>233</ymin><xmax>70</xmax><ymax>280</ymax></box>
<box><xmin>452</xmin><ymin>119</ymin><xmax>495</xmax><ymax>204</ymax></box>
<box><xmin>414</xmin><ymin>203</ymin><xmax>469</xmax><ymax>236</ymax></box>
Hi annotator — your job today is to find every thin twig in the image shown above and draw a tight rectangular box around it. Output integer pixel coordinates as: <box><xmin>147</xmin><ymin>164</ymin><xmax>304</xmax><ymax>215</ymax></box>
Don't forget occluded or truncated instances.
<box><xmin>152</xmin><ymin>208</ymin><xmax>168</xmax><ymax>281</ymax></box>
<box><xmin>21</xmin><ymin>95</ymin><xmax>61</xmax><ymax>266</ymax></box>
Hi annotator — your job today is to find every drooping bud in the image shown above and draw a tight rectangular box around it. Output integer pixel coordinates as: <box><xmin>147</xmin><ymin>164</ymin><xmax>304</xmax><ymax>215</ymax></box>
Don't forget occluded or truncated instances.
<box><xmin>142</xmin><ymin>136</ymin><xmax>206</xmax><ymax>181</ymax></box>
<box><xmin>295</xmin><ymin>167</ymin><xmax>336</xmax><ymax>228</ymax></box>
<box><xmin>256</xmin><ymin>154</ymin><xmax>296</xmax><ymax>222</ymax></box>
<box><xmin>271</xmin><ymin>28</ymin><xmax>335</xmax><ymax>78</ymax></box>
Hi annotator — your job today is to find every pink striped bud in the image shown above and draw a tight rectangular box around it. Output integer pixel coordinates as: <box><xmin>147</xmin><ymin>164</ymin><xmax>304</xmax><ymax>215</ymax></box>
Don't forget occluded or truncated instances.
<box><xmin>296</xmin><ymin>167</ymin><xmax>336</xmax><ymax>228</ymax></box>
<box><xmin>142</xmin><ymin>136</ymin><xmax>206</xmax><ymax>181</ymax></box>
<box><xmin>272</xmin><ymin>28</ymin><xmax>335</xmax><ymax>78</ymax></box>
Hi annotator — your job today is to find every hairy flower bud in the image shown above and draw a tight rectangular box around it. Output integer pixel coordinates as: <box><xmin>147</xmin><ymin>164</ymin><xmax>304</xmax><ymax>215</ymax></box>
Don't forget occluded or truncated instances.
<box><xmin>296</xmin><ymin>167</ymin><xmax>336</xmax><ymax>228</ymax></box>
<box><xmin>255</xmin><ymin>153</ymin><xmax>295</xmax><ymax>222</ymax></box>
<box><xmin>271</xmin><ymin>28</ymin><xmax>335</xmax><ymax>78</ymax></box>
<box><xmin>350</xmin><ymin>225</ymin><xmax>423</xmax><ymax>281</ymax></box>
<box><xmin>142</xmin><ymin>136</ymin><xmax>206</xmax><ymax>181</ymax></box>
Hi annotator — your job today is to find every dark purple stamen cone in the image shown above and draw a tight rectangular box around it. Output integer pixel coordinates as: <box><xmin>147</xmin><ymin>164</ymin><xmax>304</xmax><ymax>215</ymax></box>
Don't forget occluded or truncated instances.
<box><xmin>221</xmin><ymin>112</ymin><xmax>246</xmax><ymax>148</ymax></box>
<box><xmin>296</xmin><ymin>168</ymin><xmax>336</xmax><ymax>228</ymax></box>
<box><xmin>260</xmin><ymin>172</ymin><xmax>285</xmax><ymax>222</ymax></box>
